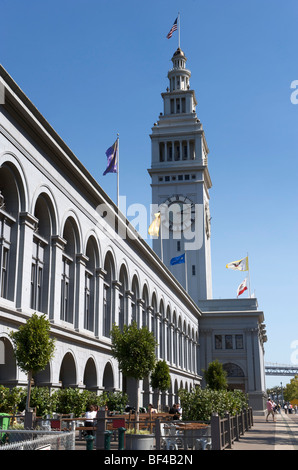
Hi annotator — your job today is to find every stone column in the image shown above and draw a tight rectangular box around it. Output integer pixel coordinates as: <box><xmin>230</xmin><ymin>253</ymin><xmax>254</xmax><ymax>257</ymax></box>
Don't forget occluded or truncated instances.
<box><xmin>147</xmin><ymin>306</ymin><xmax>154</xmax><ymax>332</ymax></box>
<box><xmin>156</xmin><ymin>312</ymin><xmax>161</xmax><ymax>359</ymax></box>
<box><xmin>137</xmin><ymin>299</ymin><xmax>144</xmax><ymax>328</ymax></box>
<box><xmin>125</xmin><ymin>290</ymin><xmax>133</xmax><ymax>325</ymax></box>
<box><xmin>169</xmin><ymin>322</ymin><xmax>175</xmax><ymax>365</ymax></box>
<box><xmin>112</xmin><ymin>280</ymin><xmax>122</xmax><ymax>326</ymax></box>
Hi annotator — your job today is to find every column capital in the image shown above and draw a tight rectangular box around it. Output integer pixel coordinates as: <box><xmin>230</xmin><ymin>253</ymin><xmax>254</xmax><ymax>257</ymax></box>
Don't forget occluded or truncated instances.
<box><xmin>19</xmin><ymin>211</ymin><xmax>38</xmax><ymax>230</ymax></box>
<box><xmin>96</xmin><ymin>267</ymin><xmax>107</xmax><ymax>279</ymax></box>
<box><xmin>76</xmin><ymin>253</ymin><xmax>89</xmax><ymax>266</ymax></box>
<box><xmin>112</xmin><ymin>280</ymin><xmax>122</xmax><ymax>291</ymax></box>
<box><xmin>51</xmin><ymin>235</ymin><xmax>67</xmax><ymax>250</ymax></box>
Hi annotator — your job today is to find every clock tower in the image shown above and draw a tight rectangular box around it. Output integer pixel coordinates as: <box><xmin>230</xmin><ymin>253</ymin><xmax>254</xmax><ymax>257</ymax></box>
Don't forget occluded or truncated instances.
<box><xmin>148</xmin><ymin>48</ymin><xmax>212</xmax><ymax>301</ymax></box>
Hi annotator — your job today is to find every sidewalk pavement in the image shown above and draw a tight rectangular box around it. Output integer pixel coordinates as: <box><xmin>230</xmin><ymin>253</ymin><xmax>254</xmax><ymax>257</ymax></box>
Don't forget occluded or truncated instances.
<box><xmin>227</xmin><ymin>412</ymin><xmax>298</xmax><ymax>451</ymax></box>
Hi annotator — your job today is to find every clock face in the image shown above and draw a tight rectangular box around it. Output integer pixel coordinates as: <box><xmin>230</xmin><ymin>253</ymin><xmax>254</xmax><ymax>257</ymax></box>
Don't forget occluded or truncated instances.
<box><xmin>161</xmin><ymin>195</ymin><xmax>195</xmax><ymax>231</ymax></box>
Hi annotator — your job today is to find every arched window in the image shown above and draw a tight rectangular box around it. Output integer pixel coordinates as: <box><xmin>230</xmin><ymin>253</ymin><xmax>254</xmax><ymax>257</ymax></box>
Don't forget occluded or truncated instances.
<box><xmin>61</xmin><ymin>218</ymin><xmax>79</xmax><ymax>324</ymax></box>
<box><xmin>119</xmin><ymin>264</ymin><xmax>128</xmax><ymax>330</ymax></box>
<box><xmin>142</xmin><ymin>284</ymin><xmax>149</xmax><ymax>328</ymax></box>
<box><xmin>159</xmin><ymin>300</ymin><xmax>164</xmax><ymax>359</ymax></box>
<box><xmin>131</xmin><ymin>275</ymin><xmax>139</xmax><ymax>325</ymax></box>
<box><xmin>84</xmin><ymin>237</ymin><xmax>98</xmax><ymax>332</ymax></box>
<box><xmin>0</xmin><ymin>163</ymin><xmax>21</xmax><ymax>301</ymax></box>
<box><xmin>31</xmin><ymin>194</ymin><xmax>55</xmax><ymax>313</ymax></box>
<box><xmin>166</xmin><ymin>306</ymin><xmax>171</xmax><ymax>363</ymax></box>
<box><xmin>173</xmin><ymin>312</ymin><xmax>177</xmax><ymax>365</ymax></box>
<box><xmin>223</xmin><ymin>363</ymin><xmax>245</xmax><ymax>378</ymax></box>
<box><xmin>103</xmin><ymin>252</ymin><xmax>115</xmax><ymax>337</ymax></box>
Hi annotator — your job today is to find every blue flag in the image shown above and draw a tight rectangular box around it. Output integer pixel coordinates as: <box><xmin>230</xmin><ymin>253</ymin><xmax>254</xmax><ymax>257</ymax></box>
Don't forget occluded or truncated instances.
<box><xmin>170</xmin><ymin>253</ymin><xmax>185</xmax><ymax>266</ymax></box>
<box><xmin>103</xmin><ymin>140</ymin><xmax>118</xmax><ymax>175</ymax></box>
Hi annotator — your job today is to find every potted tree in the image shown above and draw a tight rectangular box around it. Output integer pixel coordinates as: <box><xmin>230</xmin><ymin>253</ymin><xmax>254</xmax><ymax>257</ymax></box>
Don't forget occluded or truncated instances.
<box><xmin>150</xmin><ymin>360</ymin><xmax>171</xmax><ymax>412</ymax></box>
<box><xmin>10</xmin><ymin>313</ymin><xmax>56</xmax><ymax>428</ymax></box>
<box><xmin>110</xmin><ymin>321</ymin><xmax>157</xmax><ymax>449</ymax></box>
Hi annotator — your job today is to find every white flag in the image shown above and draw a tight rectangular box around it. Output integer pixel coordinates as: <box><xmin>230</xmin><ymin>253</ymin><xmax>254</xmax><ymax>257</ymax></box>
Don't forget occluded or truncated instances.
<box><xmin>226</xmin><ymin>256</ymin><xmax>249</xmax><ymax>271</ymax></box>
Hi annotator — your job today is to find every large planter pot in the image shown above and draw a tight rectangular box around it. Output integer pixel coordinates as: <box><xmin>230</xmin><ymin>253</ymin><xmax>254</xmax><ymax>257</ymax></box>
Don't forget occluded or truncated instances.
<box><xmin>126</xmin><ymin>434</ymin><xmax>155</xmax><ymax>450</ymax></box>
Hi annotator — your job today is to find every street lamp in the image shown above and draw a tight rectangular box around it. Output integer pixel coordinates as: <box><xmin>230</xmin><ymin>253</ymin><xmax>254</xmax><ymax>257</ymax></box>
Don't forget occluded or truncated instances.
<box><xmin>280</xmin><ymin>382</ymin><xmax>284</xmax><ymax>406</ymax></box>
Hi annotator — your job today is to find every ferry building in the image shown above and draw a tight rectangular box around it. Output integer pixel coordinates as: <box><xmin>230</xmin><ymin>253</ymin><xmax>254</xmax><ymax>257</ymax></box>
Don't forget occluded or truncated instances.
<box><xmin>0</xmin><ymin>47</ymin><xmax>267</xmax><ymax>413</ymax></box>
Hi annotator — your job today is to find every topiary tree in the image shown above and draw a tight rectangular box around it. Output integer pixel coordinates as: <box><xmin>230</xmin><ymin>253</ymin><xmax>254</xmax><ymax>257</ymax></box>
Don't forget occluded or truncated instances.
<box><xmin>150</xmin><ymin>360</ymin><xmax>171</xmax><ymax>411</ymax></box>
<box><xmin>18</xmin><ymin>386</ymin><xmax>56</xmax><ymax>418</ymax></box>
<box><xmin>9</xmin><ymin>313</ymin><xmax>56</xmax><ymax>412</ymax></box>
<box><xmin>203</xmin><ymin>359</ymin><xmax>227</xmax><ymax>391</ymax></box>
<box><xmin>0</xmin><ymin>385</ymin><xmax>24</xmax><ymax>414</ymax></box>
<box><xmin>111</xmin><ymin>321</ymin><xmax>157</xmax><ymax>422</ymax></box>
<box><xmin>51</xmin><ymin>388</ymin><xmax>89</xmax><ymax>417</ymax></box>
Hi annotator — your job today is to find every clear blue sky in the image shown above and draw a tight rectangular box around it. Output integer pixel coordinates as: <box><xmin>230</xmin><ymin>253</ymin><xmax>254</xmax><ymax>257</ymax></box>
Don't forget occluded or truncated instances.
<box><xmin>1</xmin><ymin>0</ymin><xmax>298</xmax><ymax>389</ymax></box>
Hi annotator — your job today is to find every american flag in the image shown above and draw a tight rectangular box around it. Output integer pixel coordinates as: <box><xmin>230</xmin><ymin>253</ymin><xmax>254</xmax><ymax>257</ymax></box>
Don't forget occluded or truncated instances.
<box><xmin>166</xmin><ymin>17</ymin><xmax>178</xmax><ymax>39</ymax></box>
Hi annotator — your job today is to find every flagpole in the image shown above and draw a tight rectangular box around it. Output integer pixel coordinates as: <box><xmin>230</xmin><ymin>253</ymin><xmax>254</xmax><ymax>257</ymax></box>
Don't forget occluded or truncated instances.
<box><xmin>160</xmin><ymin>217</ymin><xmax>163</xmax><ymax>263</ymax></box>
<box><xmin>247</xmin><ymin>253</ymin><xmax>251</xmax><ymax>297</ymax></box>
<box><xmin>185</xmin><ymin>250</ymin><xmax>188</xmax><ymax>292</ymax></box>
<box><xmin>117</xmin><ymin>133</ymin><xmax>119</xmax><ymax>208</ymax></box>
<box><xmin>178</xmin><ymin>12</ymin><xmax>181</xmax><ymax>48</ymax></box>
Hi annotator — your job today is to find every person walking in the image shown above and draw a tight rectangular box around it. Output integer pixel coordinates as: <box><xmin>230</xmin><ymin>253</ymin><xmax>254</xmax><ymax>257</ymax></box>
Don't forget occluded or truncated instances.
<box><xmin>266</xmin><ymin>399</ymin><xmax>276</xmax><ymax>422</ymax></box>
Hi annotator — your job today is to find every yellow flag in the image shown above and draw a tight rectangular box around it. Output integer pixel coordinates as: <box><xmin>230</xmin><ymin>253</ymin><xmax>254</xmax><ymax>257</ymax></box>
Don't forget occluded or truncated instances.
<box><xmin>226</xmin><ymin>256</ymin><xmax>249</xmax><ymax>271</ymax></box>
<box><xmin>148</xmin><ymin>212</ymin><xmax>161</xmax><ymax>237</ymax></box>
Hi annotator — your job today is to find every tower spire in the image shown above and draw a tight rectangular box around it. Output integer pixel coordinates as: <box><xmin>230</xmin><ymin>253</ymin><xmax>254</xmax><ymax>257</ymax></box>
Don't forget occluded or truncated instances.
<box><xmin>149</xmin><ymin>47</ymin><xmax>213</xmax><ymax>301</ymax></box>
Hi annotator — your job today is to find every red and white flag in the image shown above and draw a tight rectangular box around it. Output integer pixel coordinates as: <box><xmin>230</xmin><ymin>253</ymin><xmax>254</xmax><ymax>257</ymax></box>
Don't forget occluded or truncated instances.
<box><xmin>237</xmin><ymin>278</ymin><xmax>248</xmax><ymax>297</ymax></box>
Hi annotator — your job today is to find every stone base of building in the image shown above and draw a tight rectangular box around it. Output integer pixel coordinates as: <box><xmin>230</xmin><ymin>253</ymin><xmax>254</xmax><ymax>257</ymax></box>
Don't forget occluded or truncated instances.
<box><xmin>248</xmin><ymin>391</ymin><xmax>267</xmax><ymax>415</ymax></box>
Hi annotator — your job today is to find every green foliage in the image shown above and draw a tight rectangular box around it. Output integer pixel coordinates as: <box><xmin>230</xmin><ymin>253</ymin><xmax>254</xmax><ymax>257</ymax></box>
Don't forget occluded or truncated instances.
<box><xmin>0</xmin><ymin>385</ymin><xmax>24</xmax><ymax>413</ymax></box>
<box><xmin>9</xmin><ymin>313</ymin><xmax>55</xmax><ymax>374</ymax></box>
<box><xmin>51</xmin><ymin>388</ymin><xmax>89</xmax><ymax>416</ymax></box>
<box><xmin>84</xmin><ymin>390</ymin><xmax>128</xmax><ymax>413</ymax></box>
<box><xmin>126</xmin><ymin>428</ymin><xmax>151</xmax><ymax>435</ymax></box>
<box><xmin>105</xmin><ymin>391</ymin><xmax>128</xmax><ymax>413</ymax></box>
<box><xmin>110</xmin><ymin>321</ymin><xmax>157</xmax><ymax>380</ymax></box>
<box><xmin>179</xmin><ymin>387</ymin><xmax>248</xmax><ymax>421</ymax></box>
<box><xmin>150</xmin><ymin>360</ymin><xmax>171</xmax><ymax>392</ymax></box>
<box><xmin>0</xmin><ymin>386</ymin><xmax>129</xmax><ymax>416</ymax></box>
<box><xmin>203</xmin><ymin>360</ymin><xmax>227</xmax><ymax>391</ymax></box>
<box><xmin>284</xmin><ymin>375</ymin><xmax>298</xmax><ymax>402</ymax></box>
<box><xmin>18</xmin><ymin>387</ymin><xmax>56</xmax><ymax>418</ymax></box>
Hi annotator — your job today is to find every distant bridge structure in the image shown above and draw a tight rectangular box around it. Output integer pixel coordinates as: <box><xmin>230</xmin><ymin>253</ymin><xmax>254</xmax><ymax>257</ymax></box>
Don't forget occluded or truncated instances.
<box><xmin>265</xmin><ymin>363</ymin><xmax>298</xmax><ymax>376</ymax></box>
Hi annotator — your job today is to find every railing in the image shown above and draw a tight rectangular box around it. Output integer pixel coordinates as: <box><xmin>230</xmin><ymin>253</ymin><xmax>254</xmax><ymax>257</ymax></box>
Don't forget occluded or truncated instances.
<box><xmin>0</xmin><ymin>408</ymin><xmax>253</xmax><ymax>450</ymax></box>
<box><xmin>211</xmin><ymin>408</ymin><xmax>253</xmax><ymax>450</ymax></box>
<box><xmin>0</xmin><ymin>429</ymin><xmax>75</xmax><ymax>450</ymax></box>
<box><xmin>77</xmin><ymin>408</ymin><xmax>253</xmax><ymax>450</ymax></box>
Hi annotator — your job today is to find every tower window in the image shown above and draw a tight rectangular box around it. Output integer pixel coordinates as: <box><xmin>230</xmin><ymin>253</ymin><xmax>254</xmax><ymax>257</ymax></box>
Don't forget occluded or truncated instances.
<box><xmin>236</xmin><ymin>335</ymin><xmax>244</xmax><ymax>349</ymax></box>
<box><xmin>192</xmin><ymin>265</ymin><xmax>196</xmax><ymax>276</ymax></box>
<box><xmin>159</xmin><ymin>143</ymin><xmax>165</xmax><ymax>162</ymax></box>
<box><xmin>165</xmin><ymin>176</ymin><xmax>170</xmax><ymax>182</ymax></box>
<box><xmin>215</xmin><ymin>335</ymin><xmax>222</xmax><ymax>349</ymax></box>
<box><xmin>182</xmin><ymin>97</ymin><xmax>186</xmax><ymax>113</ymax></box>
<box><xmin>185</xmin><ymin>174</ymin><xmax>190</xmax><ymax>181</ymax></box>
<box><xmin>170</xmin><ymin>99</ymin><xmax>174</xmax><ymax>113</ymax></box>
<box><xmin>177</xmin><ymin>241</ymin><xmax>181</xmax><ymax>252</ymax></box>
<box><xmin>225</xmin><ymin>335</ymin><xmax>233</xmax><ymax>349</ymax></box>
<box><xmin>167</xmin><ymin>143</ymin><xmax>173</xmax><ymax>161</ymax></box>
